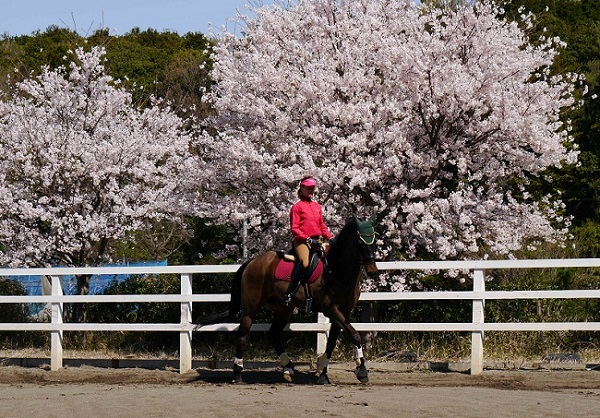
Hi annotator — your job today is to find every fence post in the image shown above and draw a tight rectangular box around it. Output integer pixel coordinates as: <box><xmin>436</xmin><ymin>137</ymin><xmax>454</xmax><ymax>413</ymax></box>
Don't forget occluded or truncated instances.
<box><xmin>316</xmin><ymin>312</ymin><xmax>330</xmax><ymax>354</ymax></box>
<box><xmin>50</xmin><ymin>275</ymin><xmax>63</xmax><ymax>371</ymax></box>
<box><xmin>180</xmin><ymin>273</ymin><xmax>193</xmax><ymax>374</ymax></box>
<box><xmin>471</xmin><ymin>269</ymin><xmax>485</xmax><ymax>375</ymax></box>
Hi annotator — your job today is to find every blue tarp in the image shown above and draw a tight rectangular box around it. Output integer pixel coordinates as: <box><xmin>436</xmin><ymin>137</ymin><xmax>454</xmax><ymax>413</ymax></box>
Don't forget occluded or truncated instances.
<box><xmin>8</xmin><ymin>260</ymin><xmax>168</xmax><ymax>296</ymax></box>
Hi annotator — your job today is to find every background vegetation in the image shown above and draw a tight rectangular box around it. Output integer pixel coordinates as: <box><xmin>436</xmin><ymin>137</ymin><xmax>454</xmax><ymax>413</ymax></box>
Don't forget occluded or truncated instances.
<box><xmin>1</xmin><ymin>0</ymin><xmax>600</xmax><ymax>361</ymax></box>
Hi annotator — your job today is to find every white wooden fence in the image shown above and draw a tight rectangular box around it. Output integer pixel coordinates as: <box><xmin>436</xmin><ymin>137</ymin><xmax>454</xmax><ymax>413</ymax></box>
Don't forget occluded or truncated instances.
<box><xmin>1</xmin><ymin>259</ymin><xmax>599</xmax><ymax>375</ymax></box>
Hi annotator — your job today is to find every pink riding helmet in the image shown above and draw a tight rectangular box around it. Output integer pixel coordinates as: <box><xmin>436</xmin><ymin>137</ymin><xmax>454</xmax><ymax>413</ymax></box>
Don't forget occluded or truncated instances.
<box><xmin>300</xmin><ymin>177</ymin><xmax>317</xmax><ymax>187</ymax></box>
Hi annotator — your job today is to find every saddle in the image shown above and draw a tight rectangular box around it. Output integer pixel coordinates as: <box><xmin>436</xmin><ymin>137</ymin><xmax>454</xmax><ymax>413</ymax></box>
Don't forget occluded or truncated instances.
<box><xmin>274</xmin><ymin>249</ymin><xmax>323</xmax><ymax>283</ymax></box>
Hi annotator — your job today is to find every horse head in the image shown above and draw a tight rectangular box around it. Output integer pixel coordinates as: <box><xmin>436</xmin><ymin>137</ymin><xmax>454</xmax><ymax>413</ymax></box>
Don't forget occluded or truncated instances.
<box><xmin>353</xmin><ymin>214</ymin><xmax>378</xmax><ymax>279</ymax></box>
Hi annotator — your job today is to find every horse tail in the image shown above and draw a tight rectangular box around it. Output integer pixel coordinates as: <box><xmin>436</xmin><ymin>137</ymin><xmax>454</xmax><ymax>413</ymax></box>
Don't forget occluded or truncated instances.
<box><xmin>229</xmin><ymin>259</ymin><xmax>251</xmax><ymax>318</ymax></box>
<box><xmin>197</xmin><ymin>260</ymin><xmax>251</xmax><ymax>326</ymax></box>
<box><xmin>197</xmin><ymin>310</ymin><xmax>230</xmax><ymax>326</ymax></box>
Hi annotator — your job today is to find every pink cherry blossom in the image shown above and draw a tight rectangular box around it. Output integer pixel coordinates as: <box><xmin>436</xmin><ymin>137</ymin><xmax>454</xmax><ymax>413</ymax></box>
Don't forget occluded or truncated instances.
<box><xmin>0</xmin><ymin>46</ymin><xmax>198</xmax><ymax>267</ymax></box>
<box><xmin>199</xmin><ymin>0</ymin><xmax>579</xmax><ymax>283</ymax></box>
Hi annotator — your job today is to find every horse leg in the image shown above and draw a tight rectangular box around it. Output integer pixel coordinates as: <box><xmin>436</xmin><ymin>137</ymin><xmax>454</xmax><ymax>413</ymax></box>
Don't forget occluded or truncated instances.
<box><xmin>343</xmin><ymin>321</ymin><xmax>369</xmax><ymax>383</ymax></box>
<box><xmin>233</xmin><ymin>313</ymin><xmax>253</xmax><ymax>383</ymax></box>
<box><xmin>268</xmin><ymin>313</ymin><xmax>294</xmax><ymax>382</ymax></box>
<box><xmin>316</xmin><ymin>322</ymin><xmax>342</xmax><ymax>385</ymax></box>
<box><xmin>323</xmin><ymin>307</ymin><xmax>369</xmax><ymax>384</ymax></box>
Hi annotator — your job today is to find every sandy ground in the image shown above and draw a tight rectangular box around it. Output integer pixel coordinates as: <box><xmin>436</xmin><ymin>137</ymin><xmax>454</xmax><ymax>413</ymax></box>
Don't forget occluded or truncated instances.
<box><xmin>0</xmin><ymin>363</ymin><xmax>599</xmax><ymax>417</ymax></box>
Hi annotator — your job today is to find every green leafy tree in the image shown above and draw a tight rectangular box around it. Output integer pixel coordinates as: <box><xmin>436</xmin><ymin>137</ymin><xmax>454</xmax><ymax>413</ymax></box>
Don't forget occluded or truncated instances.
<box><xmin>0</xmin><ymin>26</ymin><xmax>83</xmax><ymax>94</ymax></box>
<box><xmin>504</xmin><ymin>0</ymin><xmax>600</xmax><ymax>224</ymax></box>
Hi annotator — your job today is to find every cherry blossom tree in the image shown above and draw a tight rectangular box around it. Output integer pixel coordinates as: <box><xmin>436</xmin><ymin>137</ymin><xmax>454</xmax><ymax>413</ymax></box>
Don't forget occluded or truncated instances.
<box><xmin>0</xmin><ymin>46</ymin><xmax>198</xmax><ymax>271</ymax></box>
<box><xmin>200</xmin><ymin>0</ymin><xmax>581</xmax><ymax>270</ymax></box>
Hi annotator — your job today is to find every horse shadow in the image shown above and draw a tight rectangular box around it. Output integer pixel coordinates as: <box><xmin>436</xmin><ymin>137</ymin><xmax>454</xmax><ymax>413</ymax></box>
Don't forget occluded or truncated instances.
<box><xmin>189</xmin><ymin>368</ymin><xmax>319</xmax><ymax>385</ymax></box>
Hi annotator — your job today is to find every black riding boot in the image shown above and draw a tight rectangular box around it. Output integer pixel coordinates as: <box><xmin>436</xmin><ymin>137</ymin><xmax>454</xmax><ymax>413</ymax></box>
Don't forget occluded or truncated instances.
<box><xmin>283</xmin><ymin>263</ymin><xmax>306</xmax><ymax>306</ymax></box>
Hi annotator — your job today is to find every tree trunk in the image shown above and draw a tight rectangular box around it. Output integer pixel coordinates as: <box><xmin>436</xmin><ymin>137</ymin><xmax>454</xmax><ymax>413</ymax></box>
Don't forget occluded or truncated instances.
<box><xmin>72</xmin><ymin>274</ymin><xmax>91</xmax><ymax>323</ymax></box>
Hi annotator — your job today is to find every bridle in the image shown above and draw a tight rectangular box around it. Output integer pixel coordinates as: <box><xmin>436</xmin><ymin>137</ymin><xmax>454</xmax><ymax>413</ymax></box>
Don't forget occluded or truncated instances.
<box><xmin>357</xmin><ymin>232</ymin><xmax>377</xmax><ymax>277</ymax></box>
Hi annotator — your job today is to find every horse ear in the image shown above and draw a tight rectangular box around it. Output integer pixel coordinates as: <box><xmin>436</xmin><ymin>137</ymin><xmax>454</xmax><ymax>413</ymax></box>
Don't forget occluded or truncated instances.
<box><xmin>369</xmin><ymin>213</ymin><xmax>377</xmax><ymax>224</ymax></box>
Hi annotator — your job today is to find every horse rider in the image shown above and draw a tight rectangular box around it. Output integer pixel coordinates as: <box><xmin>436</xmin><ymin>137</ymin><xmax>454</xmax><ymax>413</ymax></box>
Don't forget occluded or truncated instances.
<box><xmin>283</xmin><ymin>176</ymin><xmax>333</xmax><ymax>306</ymax></box>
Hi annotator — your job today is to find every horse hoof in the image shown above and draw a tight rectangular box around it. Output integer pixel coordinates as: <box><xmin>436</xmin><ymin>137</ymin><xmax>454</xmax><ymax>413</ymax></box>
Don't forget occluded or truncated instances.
<box><xmin>317</xmin><ymin>373</ymin><xmax>331</xmax><ymax>385</ymax></box>
<box><xmin>355</xmin><ymin>366</ymin><xmax>369</xmax><ymax>383</ymax></box>
<box><xmin>233</xmin><ymin>364</ymin><xmax>243</xmax><ymax>384</ymax></box>
<box><xmin>283</xmin><ymin>366</ymin><xmax>294</xmax><ymax>383</ymax></box>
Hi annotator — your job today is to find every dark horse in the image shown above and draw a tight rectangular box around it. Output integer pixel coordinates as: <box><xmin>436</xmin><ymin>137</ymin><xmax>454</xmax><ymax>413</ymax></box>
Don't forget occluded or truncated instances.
<box><xmin>217</xmin><ymin>215</ymin><xmax>378</xmax><ymax>384</ymax></box>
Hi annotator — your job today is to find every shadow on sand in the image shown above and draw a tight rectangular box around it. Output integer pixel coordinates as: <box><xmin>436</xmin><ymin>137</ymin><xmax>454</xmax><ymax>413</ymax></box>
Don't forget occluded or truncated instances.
<box><xmin>190</xmin><ymin>367</ymin><xmax>320</xmax><ymax>385</ymax></box>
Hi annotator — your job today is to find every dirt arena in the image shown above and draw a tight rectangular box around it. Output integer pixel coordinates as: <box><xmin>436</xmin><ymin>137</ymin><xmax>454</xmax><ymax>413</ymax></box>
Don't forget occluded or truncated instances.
<box><xmin>0</xmin><ymin>362</ymin><xmax>599</xmax><ymax>417</ymax></box>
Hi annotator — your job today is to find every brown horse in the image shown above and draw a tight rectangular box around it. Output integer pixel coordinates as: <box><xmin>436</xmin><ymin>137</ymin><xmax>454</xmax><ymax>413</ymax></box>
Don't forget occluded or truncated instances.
<box><xmin>226</xmin><ymin>215</ymin><xmax>378</xmax><ymax>384</ymax></box>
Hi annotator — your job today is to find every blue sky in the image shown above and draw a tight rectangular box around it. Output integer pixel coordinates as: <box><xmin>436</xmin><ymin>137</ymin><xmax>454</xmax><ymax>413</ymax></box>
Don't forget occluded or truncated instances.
<box><xmin>0</xmin><ymin>1</ymin><xmax>279</xmax><ymax>37</ymax></box>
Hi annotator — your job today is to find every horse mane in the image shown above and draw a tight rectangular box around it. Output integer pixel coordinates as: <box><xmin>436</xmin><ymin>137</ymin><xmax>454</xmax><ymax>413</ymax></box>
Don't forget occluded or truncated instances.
<box><xmin>326</xmin><ymin>217</ymin><xmax>359</xmax><ymax>266</ymax></box>
<box><xmin>330</xmin><ymin>218</ymin><xmax>357</xmax><ymax>249</ymax></box>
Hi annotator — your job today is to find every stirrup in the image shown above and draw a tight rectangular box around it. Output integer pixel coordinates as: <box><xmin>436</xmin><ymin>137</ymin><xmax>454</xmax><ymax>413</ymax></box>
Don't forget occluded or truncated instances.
<box><xmin>304</xmin><ymin>297</ymin><xmax>313</xmax><ymax>312</ymax></box>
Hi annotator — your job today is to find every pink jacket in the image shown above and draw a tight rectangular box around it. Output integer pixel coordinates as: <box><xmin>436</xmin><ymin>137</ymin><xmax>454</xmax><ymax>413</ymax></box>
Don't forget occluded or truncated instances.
<box><xmin>290</xmin><ymin>198</ymin><xmax>332</xmax><ymax>242</ymax></box>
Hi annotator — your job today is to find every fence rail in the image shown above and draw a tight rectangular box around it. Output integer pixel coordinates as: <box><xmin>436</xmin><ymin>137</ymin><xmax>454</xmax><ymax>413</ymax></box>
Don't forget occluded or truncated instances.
<box><xmin>1</xmin><ymin>259</ymin><xmax>599</xmax><ymax>375</ymax></box>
